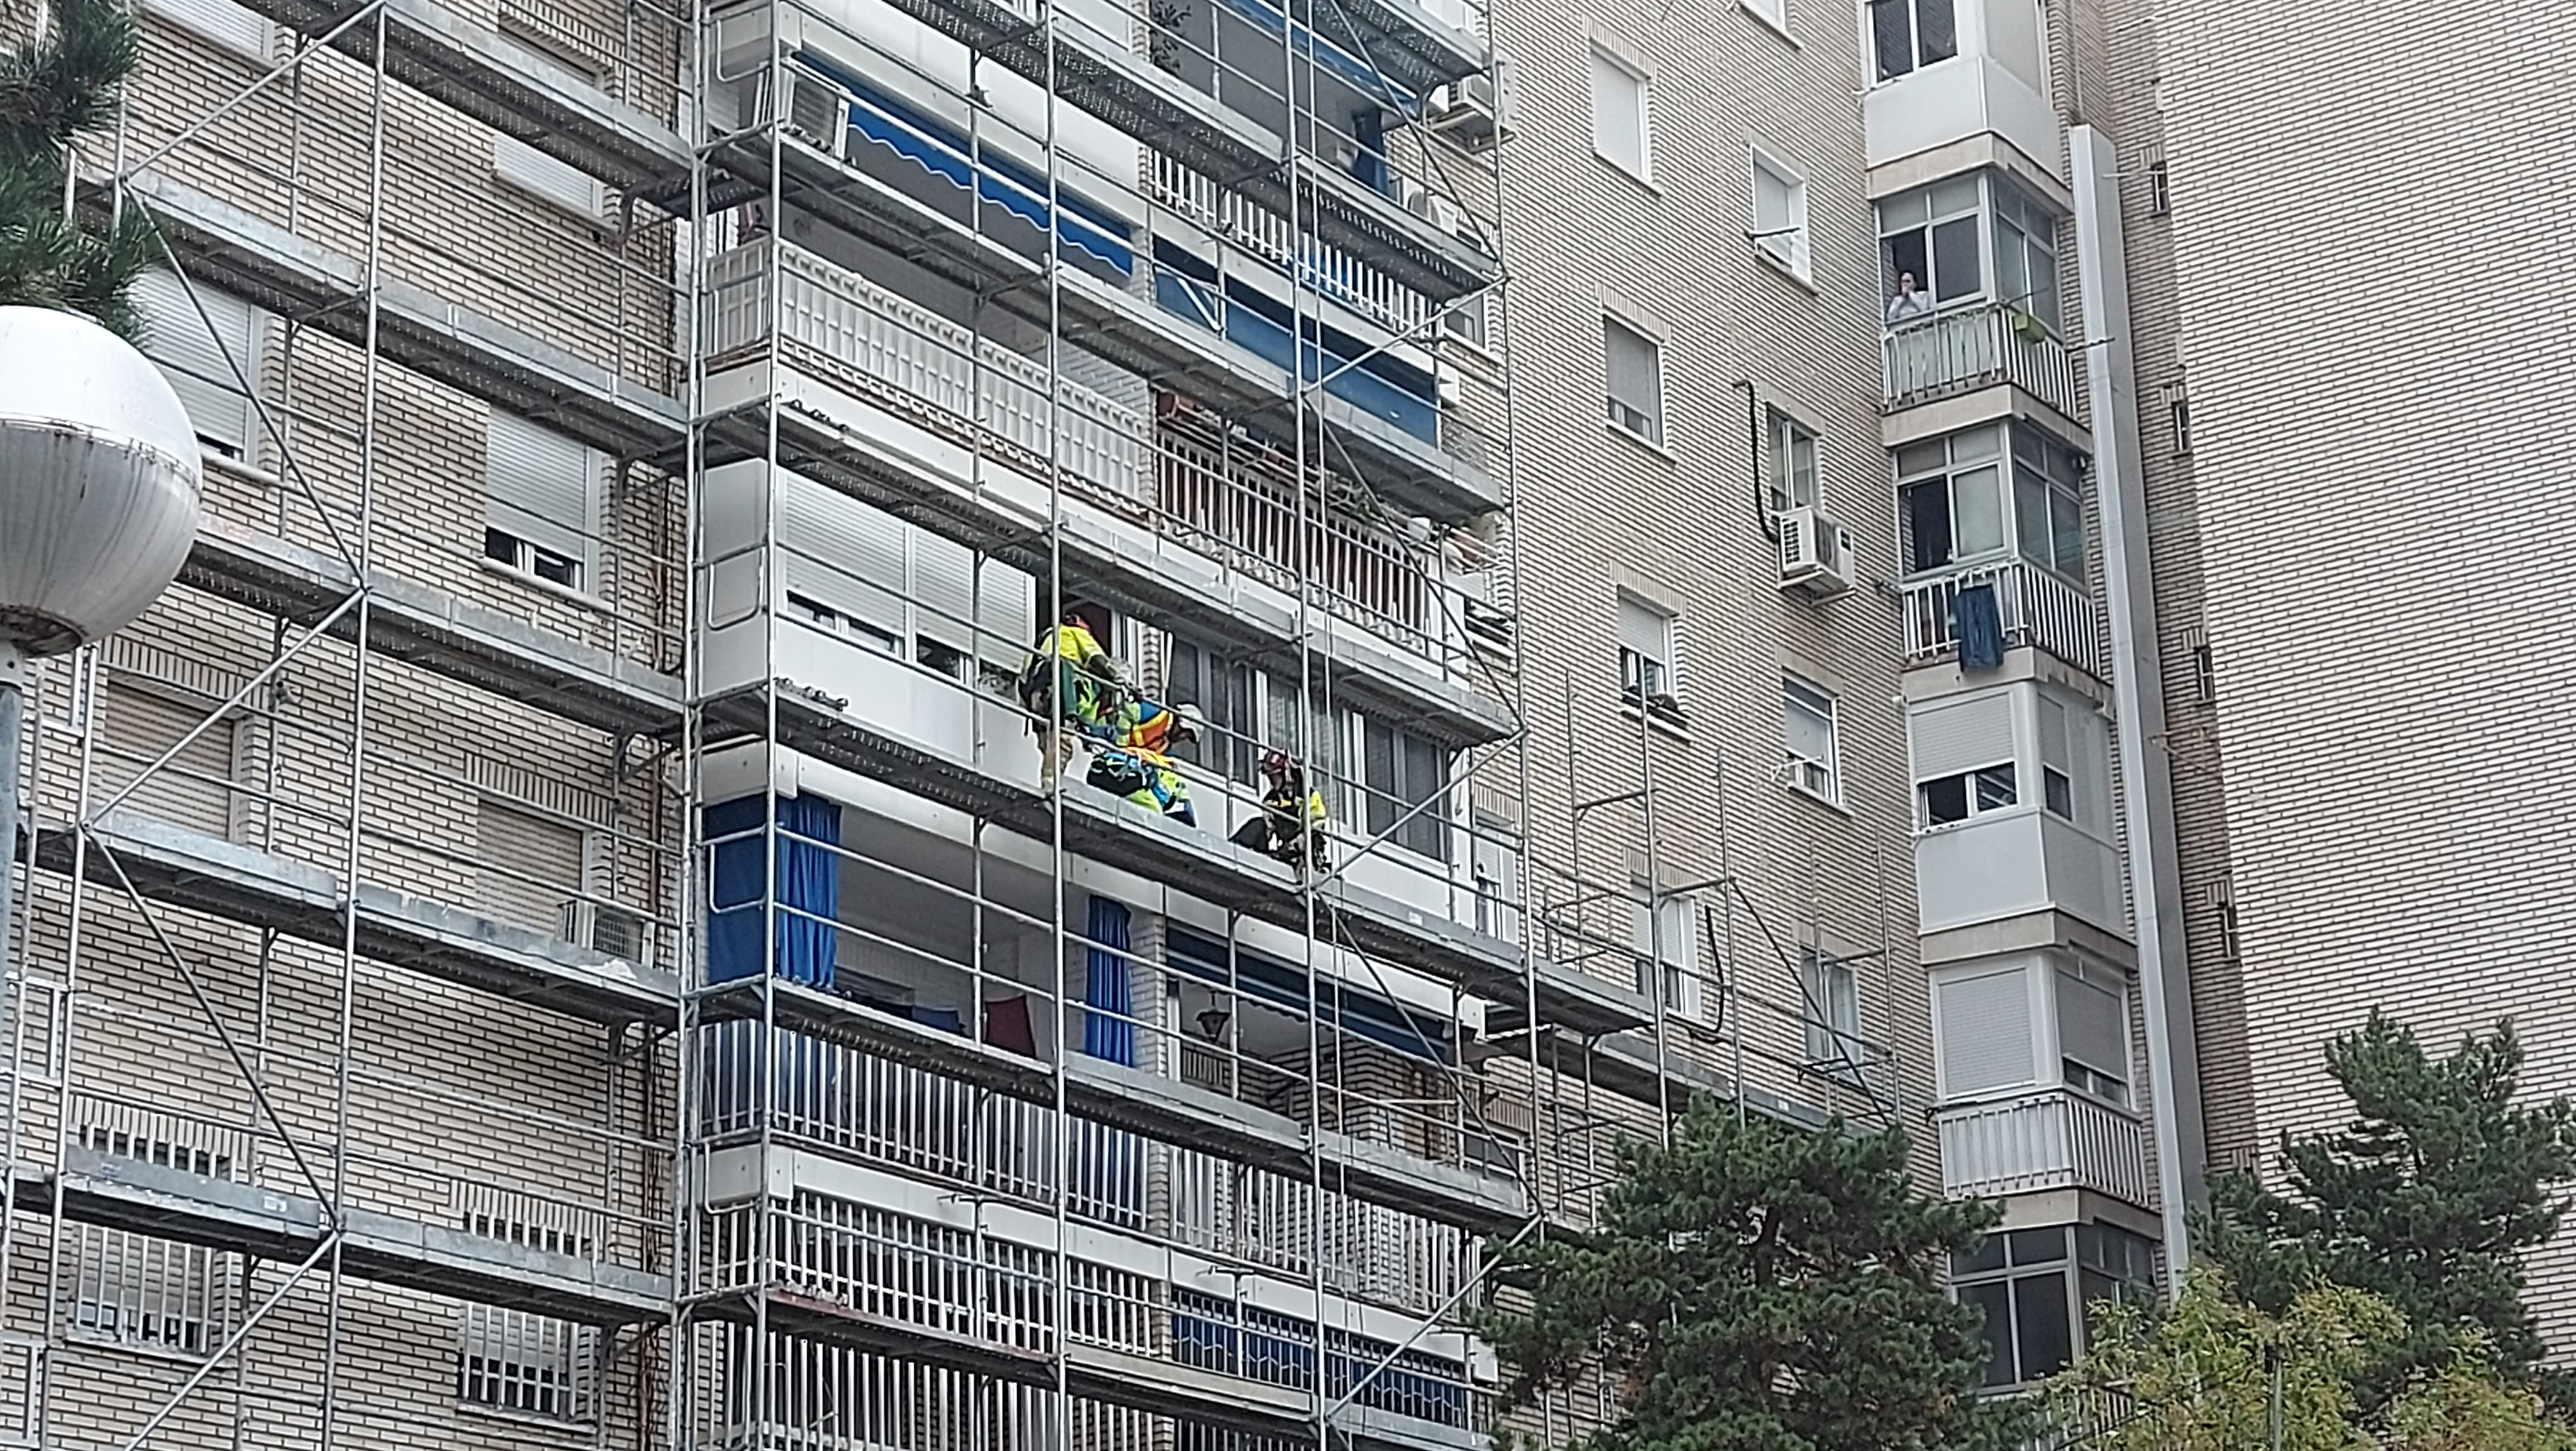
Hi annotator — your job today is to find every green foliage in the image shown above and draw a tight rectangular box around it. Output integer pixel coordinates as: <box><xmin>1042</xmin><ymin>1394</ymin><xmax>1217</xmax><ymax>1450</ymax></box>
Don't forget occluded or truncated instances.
<box><xmin>1</xmin><ymin>0</ymin><xmax>163</xmax><ymax>339</ymax></box>
<box><xmin>2194</xmin><ymin>1014</ymin><xmax>2576</xmax><ymax>1413</ymax></box>
<box><xmin>2384</xmin><ymin>1350</ymin><xmax>2576</xmax><ymax>1451</ymax></box>
<box><xmin>1476</xmin><ymin>1099</ymin><xmax>2030</xmax><ymax>1451</ymax></box>
<box><xmin>2054</xmin><ymin>1269</ymin><xmax>2400</xmax><ymax>1451</ymax></box>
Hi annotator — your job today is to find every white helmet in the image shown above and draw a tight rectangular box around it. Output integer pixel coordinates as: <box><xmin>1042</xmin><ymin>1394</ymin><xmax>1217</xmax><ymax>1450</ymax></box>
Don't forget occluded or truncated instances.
<box><xmin>1172</xmin><ymin>702</ymin><xmax>1205</xmax><ymax>741</ymax></box>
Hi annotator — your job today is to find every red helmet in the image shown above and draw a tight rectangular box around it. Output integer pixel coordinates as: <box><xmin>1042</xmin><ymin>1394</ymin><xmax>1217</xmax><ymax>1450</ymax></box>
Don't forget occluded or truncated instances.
<box><xmin>1262</xmin><ymin>749</ymin><xmax>1297</xmax><ymax>777</ymax></box>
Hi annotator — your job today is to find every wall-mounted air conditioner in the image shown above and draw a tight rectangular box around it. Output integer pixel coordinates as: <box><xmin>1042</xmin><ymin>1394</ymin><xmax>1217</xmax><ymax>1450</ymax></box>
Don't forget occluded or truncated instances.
<box><xmin>1776</xmin><ymin>505</ymin><xmax>1853</xmax><ymax>597</ymax></box>
<box><xmin>1425</xmin><ymin>55</ymin><xmax>1519</xmax><ymax>153</ymax></box>
<box><xmin>562</xmin><ymin>899</ymin><xmax>647</xmax><ymax>962</ymax></box>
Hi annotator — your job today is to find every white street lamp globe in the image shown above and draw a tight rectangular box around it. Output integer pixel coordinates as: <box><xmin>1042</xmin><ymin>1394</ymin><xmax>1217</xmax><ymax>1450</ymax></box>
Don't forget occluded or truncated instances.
<box><xmin>0</xmin><ymin>305</ymin><xmax>204</xmax><ymax>658</ymax></box>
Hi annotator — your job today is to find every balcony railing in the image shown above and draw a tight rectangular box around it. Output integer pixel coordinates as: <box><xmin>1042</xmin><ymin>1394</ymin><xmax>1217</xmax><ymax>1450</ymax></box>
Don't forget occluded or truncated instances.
<box><xmin>1171</xmin><ymin>1148</ymin><xmax>1483</xmax><ymax>1316</ymax></box>
<box><xmin>1934</xmin><ymin>1088</ymin><xmax>2150</xmax><ymax>1208</ymax></box>
<box><xmin>1900</xmin><ymin>559</ymin><xmax>2105</xmax><ymax>679</ymax></box>
<box><xmin>708</xmin><ymin>241</ymin><xmax>1152</xmax><ymax>508</ymax></box>
<box><xmin>1152</xmin><ymin>154</ymin><xmax>1435</xmax><ymax>340</ymax></box>
<box><xmin>1882</xmin><ymin>303</ymin><xmax>2079</xmax><ymax>420</ymax></box>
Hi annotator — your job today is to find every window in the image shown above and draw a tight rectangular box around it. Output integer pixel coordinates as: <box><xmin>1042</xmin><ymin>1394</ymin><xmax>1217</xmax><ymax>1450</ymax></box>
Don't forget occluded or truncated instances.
<box><xmin>477</xmin><ymin>799</ymin><xmax>589</xmax><ymax>939</ymax></box>
<box><xmin>1442</xmin><ymin>294</ymin><xmax>1488</xmax><ymax>352</ymax></box>
<box><xmin>1589</xmin><ymin>47</ymin><xmax>1651</xmax><ymax>181</ymax></box>
<box><xmin>1990</xmin><ymin>179</ymin><xmax>2062</xmax><ymax>333</ymax></box>
<box><xmin>1749</xmin><ymin>149</ymin><xmax>1809</xmax><ymax>277</ymax></box>
<box><xmin>2211</xmin><ymin>879</ymin><xmax>2241</xmax><ymax>964</ymax></box>
<box><xmin>1603</xmin><ymin>317</ymin><xmax>1664</xmax><ymax>446</ymax></box>
<box><xmin>1878</xmin><ymin>177</ymin><xmax>1984</xmax><ymax>318</ymax></box>
<box><xmin>485</xmin><ymin>411</ymin><xmax>602</xmax><ymax>593</ymax></box>
<box><xmin>2146</xmin><ymin>159</ymin><xmax>2171</xmax><ymax>217</ymax></box>
<box><xmin>97</xmin><ymin>684</ymin><xmax>242</xmax><ymax>841</ymax></box>
<box><xmin>1867</xmin><ymin>0</ymin><xmax>1956</xmax><ymax>81</ymax></box>
<box><xmin>2163</xmin><ymin>382</ymin><xmax>2194</xmax><ymax>457</ymax></box>
<box><xmin>1767</xmin><ymin>410</ymin><xmax>1818</xmax><ymax>513</ymax></box>
<box><xmin>70</xmin><ymin>1126</ymin><xmax>233</xmax><ymax>1354</ymax></box>
<box><xmin>141</xmin><ymin>0</ymin><xmax>269</xmax><ymax>58</ymax></box>
<box><xmin>1629</xmin><ymin>888</ymin><xmax>1699</xmax><ymax>1017</ymax></box>
<box><xmin>1781</xmin><ymin>676</ymin><xmax>1839</xmax><ymax>804</ymax></box>
<box><xmin>1801</xmin><ymin>947</ymin><xmax>1863</xmax><ymax>1082</ymax></box>
<box><xmin>1896</xmin><ymin>425</ymin><xmax>2006</xmax><ymax>574</ymax></box>
<box><xmin>2055</xmin><ymin>964</ymin><xmax>2130</xmax><ymax>1106</ymax></box>
<box><xmin>2011</xmin><ymin>424</ymin><xmax>2087</xmax><ymax>580</ymax></box>
<box><xmin>494</xmin><ymin>25</ymin><xmax>606</xmax><ymax>217</ymax></box>
<box><xmin>1953</xmin><ymin>1228</ymin><xmax>2076</xmax><ymax>1389</ymax></box>
<box><xmin>1918</xmin><ymin>762</ymin><xmax>2014</xmax><ymax>827</ymax></box>
<box><xmin>2183</xmin><ymin>625</ymin><xmax>2216</xmax><ymax>704</ymax></box>
<box><xmin>1167</xmin><ymin>635</ymin><xmax>1262</xmax><ymax>784</ymax></box>
<box><xmin>1740</xmin><ymin>0</ymin><xmax>1785</xmax><ymax>28</ymax></box>
<box><xmin>130</xmin><ymin>269</ymin><xmax>261</xmax><ymax>462</ymax></box>
<box><xmin>2035</xmin><ymin>695</ymin><xmax>2076</xmax><ymax>821</ymax></box>
<box><xmin>1616</xmin><ymin>595</ymin><xmax>1679</xmax><ymax>720</ymax></box>
<box><xmin>1470</xmin><ymin>816</ymin><xmax>1520</xmax><ymax>942</ymax></box>
<box><xmin>1935</xmin><ymin>964</ymin><xmax>2035</xmax><ymax>1097</ymax></box>
<box><xmin>2075</xmin><ymin>1223</ymin><xmax>2157</xmax><ymax>1343</ymax></box>
<box><xmin>460</xmin><ymin>1210</ymin><xmax>601</xmax><ymax>1422</ymax></box>
<box><xmin>1361</xmin><ymin>718</ymin><xmax>1452</xmax><ymax>861</ymax></box>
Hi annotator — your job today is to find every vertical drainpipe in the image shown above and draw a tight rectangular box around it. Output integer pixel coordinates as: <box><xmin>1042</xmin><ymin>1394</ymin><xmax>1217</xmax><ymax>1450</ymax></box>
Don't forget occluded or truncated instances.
<box><xmin>2070</xmin><ymin>124</ymin><xmax>2204</xmax><ymax>1292</ymax></box>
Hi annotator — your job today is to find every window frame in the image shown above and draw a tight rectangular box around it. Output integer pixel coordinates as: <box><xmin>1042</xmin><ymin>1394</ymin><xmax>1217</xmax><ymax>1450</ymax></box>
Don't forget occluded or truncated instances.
<box><xmin>1767</xmin><ymin>408</ymin><xmax>1818</xmax><ymax>514</ymax></box>
<box><xmin>1867</xmin><ymin>0</ymin><xmax>1959</xmax><ymax>84</ymax></box>
<box><xmin>1602</xmin><ymin>315</ymin><xmax>1667</xmax><ymax>449</ymax></box>
<box><xmin>491</xmin><ymin>23</ymin><xmax>608</xmax><ymax>219</ymax></box>
<box><xmin>1916</xmin><ymin>761</ymin><xmax>2017</xmax><ymax>829</ymax></box>
<box><xmin>140</xmin><ymin>0</ymin><xmax>271</xmax><ymax>60</ymax></box>
<box><xmin>1952</xmin><ymin>1226</ymin><xmax>2078</xmax><ymax>1390</ymax></box>
<box><xmin>1616</xmin><ymin>594</ymin><xmax>1681</xmax><ymax>723</ymax></box>
<box><xmin>483</xmin><ymin>410</ymin><xmax>606</xmax><ymax>598</ymax></box>
<box><xmin>1800</xmin><ymin>947</ymin><xmax>1865</xmax><ymax>1083</ymax></box>
<box><xmin>1587</xmin><ymin>46</ymin><xmax>1654</xmax><ymax>183</ymax></box>
<box><xmin>1989</xmin><ymin>178</ymin><xmax>2063</xmax><ymax>334</ymax></box>
<box><xmin>69</xmin><ymin>1125</ymin><xmax>235</xmax><ymax>1357</ymax></box>
<box><xmin>2053</xmin><ymin>964</ymin><xmax>2133</xmax><ymax>1108</ymax></box>
<box><xmin>457</xmin><ymin>1209</ymin><xmax>603</xmax><ymax>1424</ymax></box>
<box><xmin>1629</xmin><ymin>887</ymin><xmax>1701</xmax><ymax>1019</ymax></box>
<box><xmin>1749</xmin><ymin>146</ymin><xmax>1811</xmax><ymax>279</ymax></box>
<box><xmin>130</xmin><ymin>269</ymin><xmax>264</xmax><ymax>465</ymax></box>
<box><xmin>1895</xmin><ymin>425</ymin><xmax>2008</xmax><ymax>577</ymax></box>
<box><xmin>1780</xmin><ymin>675</ymin><xmax>1842</xmax><ymax>806</ymax></box>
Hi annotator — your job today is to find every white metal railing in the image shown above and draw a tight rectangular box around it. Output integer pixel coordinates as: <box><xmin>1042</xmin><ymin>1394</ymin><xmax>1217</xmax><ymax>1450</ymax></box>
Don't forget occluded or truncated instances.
<box><xmin>699</xmin><ymin>1026</ymin><xmax>1148</xmax><ymax>1231</ymax></box>
<box><xmin>1882</xmin><ymin>303</ymin><xmax>2079</xmax><ymax>420</ymax></box>
<box><xmin>1170</xmin><ymin>1150</ymin><xmax>1482</xmax><ymax>1316</ymax></box>
<box><xmin>1149</xmin><ymin>155</ymin><xmax>1432</xmax><ymax>340</ymax></box>
<box><xmin>1934</xmin><ymin>1088</ymin><xmax>2150</xmax><ymax>1208</ymax></box>
<box><xmin>456</xmin><ymin>1183</ymin><xmax>603</xmax><ymax>1424</ymax></box>
<box><xmin>1900</xmin><ymin>559</ymin><xmax>2105</xmax><ymax>678</ymax></box>
<box><xmin>709</xmin><ymin>241</ymin><xmax>1151</xmax><ymax>506</ymax></box>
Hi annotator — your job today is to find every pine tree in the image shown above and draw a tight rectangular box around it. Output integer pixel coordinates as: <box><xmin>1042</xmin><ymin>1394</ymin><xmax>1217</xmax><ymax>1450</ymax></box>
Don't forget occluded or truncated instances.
<box><xmin>2194</xmin><ymin>1012</ymin><xmax>2576</xmax><ymax>1415</ymax></box>
<box><xmin>1</xmin><ymin>0</ymin><xmax>163</xmax><ymax>339</ymax></box>
<box><xmin>1476</xmin><ymin>1098</ymin><xmax>2029</xmax><ymax>1451</ymax></box>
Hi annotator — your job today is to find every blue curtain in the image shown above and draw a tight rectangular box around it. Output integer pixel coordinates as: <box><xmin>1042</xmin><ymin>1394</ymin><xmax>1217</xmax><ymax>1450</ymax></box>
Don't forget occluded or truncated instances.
<box><xmin>1081</xmin><ymin>895</ymin><xmax>1136</xmax><ymax>1066</ymax></box>
<box><xmin>1955</xmin><ymin>583</ymin><xmax>2007</xmax><ymax>671</ymax></box>
<box><xmin>704</xmin><ymin>792</ymin><xmax>842</xmax><ymax>987</ymax></box>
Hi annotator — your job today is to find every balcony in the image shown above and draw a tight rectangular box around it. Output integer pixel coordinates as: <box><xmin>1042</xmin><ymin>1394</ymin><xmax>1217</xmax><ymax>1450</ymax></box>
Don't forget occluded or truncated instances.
<box><xmin>1153</xmin><ymin>156</ymin><xmax>1433</xmax><ymax>342</ymax></box>
<box><xmin>1900</xmin><ymin>560</ymin><xmax>2104</xmax><ymax>679</ymax></box>
<box><xmin>1915</xmin><ymin>807</ymin><xmax>2125</xmax><ymax>938</ymax></box>
<box><xmin>1882</xmin><ymin>303</ymin><xmax>2077</xmax><ymax>421</ymax></box>
<box><xmin>1934</xmin><ymin>1088</ymin><xmax>2150</xmax><ymax>1208</ymax></box>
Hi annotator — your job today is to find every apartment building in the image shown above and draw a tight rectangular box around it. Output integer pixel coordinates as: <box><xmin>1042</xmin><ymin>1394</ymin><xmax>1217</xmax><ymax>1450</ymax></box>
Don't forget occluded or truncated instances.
<box><xmin>0</xmin><ymin>0</ymin><xmax>2266</xmax><ymax>1428</ymax></box>
<box><xmin>2127</xmin><ymin>6</ymin><xmax>2576</xmax><ymax>1342</ymax></box>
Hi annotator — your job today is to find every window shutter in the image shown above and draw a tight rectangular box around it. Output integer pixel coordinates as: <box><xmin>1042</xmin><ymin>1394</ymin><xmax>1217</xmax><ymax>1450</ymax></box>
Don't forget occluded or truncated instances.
<box><xmin>142</xmin><ymin>0</ymin><xmax>269</xmax><ymax>57</ymax></box>
<box><xmin>1909</xmin><ymin>692</ymin><xmax>2013</xmax><ymax>781</ymax></box>
<box><xmin>910</xmin><ymin>532</ymin><xmax>977</xmax><ymax>650</ymax></box>
<box><xmin>496</xmin><ymin>135</ymin><xmax>603</xmax><ymax>217</ymax></box>
<box><xmin>2036</xmin><ymin>694</ymin><xmax>2072</xmax><ymax>772</ymax></box>
<box><xmin>2055</xmin><ymin>968</ymin><xmax>2127</xmax><ymax>1080</ymax></box>
<box><xmin>1616</xmin><ymin>597</ymin><xmax>1667</xmax><ymax>660</ymax></box>
<box><xmin>977</xmin><ymin>569</ymin><xmax>1033</xmax><ymax>668</ymax></box>
<box><xmin>1936</xmin><ymin>967</ymin><xmax>2035</xmax><ymax>1095</ymax></box>
<box><xmin>99</xmin><ymin>686</ymin><xmax>235</xmax><ymax>840</ymax></box>
<box><xmin>476</xmin><ymin>801</ymin><xmax>587</xmax><ymax>937</ymax></box>
<box><xmin>1783</xmin><ymin>681</ymin><xmax>1834</xmax><ymax>763</ymax></box>
<box><xmin>1604</xmin><ymin>322</ymin><xmax>1658</xmax><ymax>427</ymax></box>
<box><xmin>777</xmin><ymin>476</ymin><xmax>905</xmax><ymax>635</ymax></box>
<box><xmin>132</xmin><ymin>270</ymin><xmax>257</xmax><ymax>458</ymax></box>
<box><xmin>1588</xmin><ymin>52</ymin><xmax>1643</xmax><ymax>173</ymax></box>
<box><xmin>486</xmin><ymin>412</ymin><xmax>598</xmax><ymax>567</ymax></box>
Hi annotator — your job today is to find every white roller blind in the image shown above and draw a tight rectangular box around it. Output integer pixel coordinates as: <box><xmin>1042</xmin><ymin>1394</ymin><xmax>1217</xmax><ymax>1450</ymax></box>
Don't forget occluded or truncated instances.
<box><xmin>2055</xmin><ymin>968</ymin><xmax>2127</xmax><ymax>1079</ymax></box>
<box><xmin>476</xmin><ymin>800</ymin><xmax>587</xmax><ymax>937</ymax></box>
<box><xmin>142</xmin><ymin>0</ymin><xmax>269</xmax><ymax>57</ymax></box>
<box><xmin>1936</xmin><ymin>967</ymin><xmax>2036</xmax><ymax>1095</ymax></box>
<box><xmin>2036</xmin><ymin>693</ymin><xmax>2072</xmax><ymax>771</ymax></box>
<box><xmin>1588</xmin><ymin>50</ymin><xmax>1646</xmax><ymax>176</ymax></box>
<box><xmin>496</xmin><ymin>135</ymin><xmax>603</xmax><ymax>217</ymax></box>
<box><xmin>1752</xmin><ymin>154</ymin><xmax>1802</xmax><ymax>262</ymax></box>
<box><xmin>1783</xmin><ymin>679</ymin><xmax>1835</xmax><ymax>763</ymax></box>
<box><xmin>2070</xmin><ymin>701</ymin><xmax>2111</xmax><ymax>829</ymax></box>
<box><xmin>486</xmin><ymin>411</ymin><xmax>598</xmax><ymax>566</ymax></box>
<box><xmin>131</xmin><ymin>270</ymin><xmax>257</xmax><ymax>459</ymax></box>
<box><xmin>911</xmin><ymin>533</ymin><xmax>977</xmax><ymax>650</ymax></box>
<box><xmin>1604</xmin><ymin>320</ymin><xmax>1661</xmax><ymax>437</ymax></box>
<box><xmin>1616</xmin><ymin>597</ymin><xmax>1668</xmax><ymax>660</ymax></box>
<box><xmin>1910</xmin><ymin>693</ymin><xmax>2013</xmax><ymax>781</ymax></box>
<box><xmin>777</xmin><ymin>476</ymin><xmax>904</xmax><ymax>634</ymax></box>
<box><xmin>977</xmin><ymin>569</ymin><xmax>1035</xmax><ymax>666</ymax></box>
<box><xmin>99</xmin><ymin>685</ymin><xmax>234</xmax><ymax>840</ymax></box>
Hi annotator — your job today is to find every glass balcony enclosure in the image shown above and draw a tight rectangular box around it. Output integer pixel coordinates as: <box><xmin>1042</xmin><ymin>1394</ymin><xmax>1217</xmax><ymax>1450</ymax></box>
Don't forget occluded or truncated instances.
<box><xmin>1895</xmin><ymin>420</ymin><xmax>2085</xmax><ymax>582</ymax></box>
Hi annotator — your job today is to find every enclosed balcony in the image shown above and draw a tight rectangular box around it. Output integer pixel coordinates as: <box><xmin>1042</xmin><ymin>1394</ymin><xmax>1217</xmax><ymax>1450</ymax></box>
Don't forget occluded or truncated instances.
<box><xmin>1862</xmin><ymin>0</ymin><xmax>2057</xmax><ymax>182</ymax></box>
<box><xmin>1877</xmin><ymin>174</ymin><xmax>2077</xmax><ymax>421</ymax></box>
<box><xmin>1883</xmin><ymin>303</ymin><xmax>2076</xmax><ymax>420</ymax></box>
<box><xmin>1901</xmin><ymin>559</ymin><xmax>2103</xmax><ymax>679</ymax></box>
<box><xmin>1934</xmin><ymin>1088</ymin><xmax>2150</xmax><ymax>1205</ymax></box>
<box><xmin>1892</xmin><ymin>418</ymin><xmax>2102</xmax><ymax>680</ymax></box>
<box><xmin>1907</xmin><ymin>679</ymin><xmax>2125</xmax><ymax>940</ymax></box>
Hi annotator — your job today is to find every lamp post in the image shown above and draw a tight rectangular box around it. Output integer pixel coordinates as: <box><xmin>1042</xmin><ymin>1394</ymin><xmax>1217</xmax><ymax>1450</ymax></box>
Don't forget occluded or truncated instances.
<box><xmin>0</xmin><ymin>305</ymin><xmax>206</xmax><ymax>990</ymax></box>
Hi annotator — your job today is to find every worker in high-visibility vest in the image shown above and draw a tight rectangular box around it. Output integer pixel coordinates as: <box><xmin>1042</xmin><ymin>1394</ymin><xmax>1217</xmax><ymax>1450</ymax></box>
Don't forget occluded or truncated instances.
<box><xmin>1230</xmin><ymin>749</ymin><xmax>1328</xmax><ymax>872</ymax></box>
<box><xmin>1017</xmin><ymin>610</ymin><xmax>1124</xmax><ymax>788</ymax></box>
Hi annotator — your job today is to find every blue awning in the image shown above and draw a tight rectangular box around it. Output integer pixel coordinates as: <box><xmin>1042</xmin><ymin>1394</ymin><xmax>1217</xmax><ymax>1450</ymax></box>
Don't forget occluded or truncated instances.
<box><xmin>1212</xmin><ymin>0</ymin><xmax>1418</xmax><ymax>113</ymax></box>
<box><xmin>793</xmin><ymin>50</ymin><xmax>1138</xmax><ymax>275</ymax></box>
<box><xmin>1168</xmin><ymin>927</ymin><xmax>1452</xmax><ymax>1063</ymax></box>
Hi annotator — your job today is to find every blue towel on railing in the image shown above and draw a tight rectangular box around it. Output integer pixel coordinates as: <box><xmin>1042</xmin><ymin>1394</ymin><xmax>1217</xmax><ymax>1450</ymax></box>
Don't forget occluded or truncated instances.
<box><xmin>1955</xmin><ymin>584</ymin><xmax>2006</xmax><ymax>671</ymax></box>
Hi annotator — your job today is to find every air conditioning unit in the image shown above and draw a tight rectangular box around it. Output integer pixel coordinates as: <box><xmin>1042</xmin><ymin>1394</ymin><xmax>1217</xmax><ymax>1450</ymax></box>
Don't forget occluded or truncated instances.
<box><xmin>1407</xmin><ymin>187</ymin><xmax>1464</xmax><ymax>238</ymax></box>
<box><xmin>562</xmin><ymin>899</ymin><xmax>647</xmax><ymax>961</ymax></box>
<box><xmin>1424</xmin><ymin>55</ymin><xmax>1519</xmax><ymax>152</ymax></box>
<box><xmin>1776</xmin><ymin>505</ymin><xmax>1853</xmax><ymax>597</ymax></box>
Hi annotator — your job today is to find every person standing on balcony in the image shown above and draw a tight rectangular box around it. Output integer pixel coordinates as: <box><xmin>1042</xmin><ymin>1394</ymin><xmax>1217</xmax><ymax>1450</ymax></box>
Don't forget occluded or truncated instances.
<box><xmin>1885</xmin><ymin>271</ymin><xmax>1934</xmax><ymax>325</ymax></box>
<box><xmin>1231</xmin><ymin>749</ymin><xmax>1329</xmax><ymax>874</ymax></box>
<box><xmin>1019</xmin><ymin>608</ymin><xmax>1125</xmax><ymax>789</ymax></box>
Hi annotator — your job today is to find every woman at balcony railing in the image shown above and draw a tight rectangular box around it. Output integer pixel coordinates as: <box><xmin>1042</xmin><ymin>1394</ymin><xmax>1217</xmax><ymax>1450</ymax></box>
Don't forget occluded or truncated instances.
<box><xmin>1886</xmin><ymin>271</ymin><xmax>1934</xmax><ymax>325</ymax></box>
